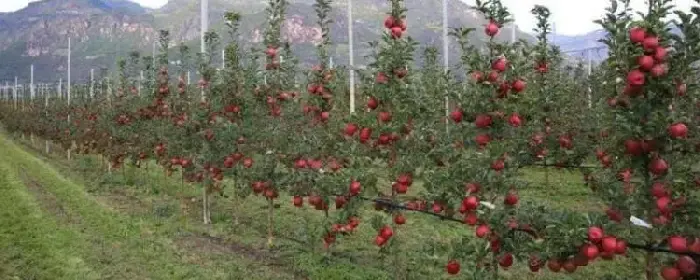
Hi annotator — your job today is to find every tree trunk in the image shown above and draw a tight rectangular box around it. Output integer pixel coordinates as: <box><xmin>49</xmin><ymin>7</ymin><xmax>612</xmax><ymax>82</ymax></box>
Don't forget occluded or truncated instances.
<box><xmin>645</xmin><ymin>251</ymin><xmax>655</xmax><ymax>280</ymax></box>
<box><xmin>203</xmin><ymin>185</ymin><xmax>211</xmax><ymax>224</ymax></box>
<box><xmin>267</xmin><ymin>199</ymin><xmax>274</xmax><ymax>248</ymax></box>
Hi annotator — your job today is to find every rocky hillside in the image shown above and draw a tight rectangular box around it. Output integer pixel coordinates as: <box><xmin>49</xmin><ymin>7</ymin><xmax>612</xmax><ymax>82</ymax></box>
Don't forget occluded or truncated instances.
<box><xmin>0</xmin><ymin>0</ymin><xmax>534</xmax><ymax>83</ymax></box>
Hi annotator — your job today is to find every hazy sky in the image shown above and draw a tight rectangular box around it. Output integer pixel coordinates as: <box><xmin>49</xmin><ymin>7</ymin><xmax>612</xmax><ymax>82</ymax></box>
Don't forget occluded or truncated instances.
<box><xmin>0</xmin><ymin>0</ymin><xmax>695</xmax><ymax>36</ymax></box>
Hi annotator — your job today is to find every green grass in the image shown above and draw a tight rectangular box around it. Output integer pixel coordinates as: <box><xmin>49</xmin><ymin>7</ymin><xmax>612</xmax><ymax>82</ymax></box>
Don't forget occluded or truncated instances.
<box><xmin>0</xmin><ymin>134</ymin><xmax>647</xmax><ymax>280</ymax></box>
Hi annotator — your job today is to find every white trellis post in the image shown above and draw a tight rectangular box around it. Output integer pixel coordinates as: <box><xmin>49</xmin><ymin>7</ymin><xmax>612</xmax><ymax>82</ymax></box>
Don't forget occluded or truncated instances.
<box><xmin>200</xmin><ymin>0</ymin><xmax>211</xmax><ymax>225</ymax></box>
<box><xmin>30</xmin><ymin>64</ymin><xmax>35</xmax><ymax>100</ymax></box>
<box><xmin>200</xmin><ymin>0</ymin><xmax>208</xmax><ymax>102</ymax></box>
<box><xmin>29</xmin><ymin>65</ymin><xmax>35</xmax><ymax>143</ymax></box>
<box><xmin>152</xmin><ymin>40</ymin><xmax>156</xmax><ymax>71</ymax></box>
<box><xmin>13</xmin><ymin>77</ymin><xmax>17</xmax><ymax>109</ymax></box>
<box><xmin>443</xmin><ymin>0</ymin><xmax>449</xmax><ymax>133</ymax></box>
<box><xmin>139</xmin><ymin>70</ymin><xmax>143</xmax><ymax>96</ymax></box>
<box><xmin>587</xmin><ymin>47</ymin><xmax>593</xmax><ymax>108</ymax></box>
<box><xmin>348</xmin><ymin>0</ymin><xmax>355</xmax><ymax>114</ymax></box>
<box><xmin>67</xmin><ymin>37</ymin><xmax>73</xmax><ymax>160</ymax></box>
<box><xmin>511</xmin><ymin>23</ymin><xmax>517</xmax><ymax>43</ymax></box>
<box><xmin>68</xmin><ymin>37</ymin><xmax>71</xmax><ymax>106</ymax></box>
<box><xmin>45</xmin><ymin>81</ymin><xmax>50</xmax><ymax>154</ymax></box>
<box><xmin>187</xmin><ymin>71</ymin><xmax>191</xmax><ymax>85</ymax></box>
<box><xmin>90</xmin><ymin>69</ymin><xmax>95</xmax><ymax>98</ymax></box>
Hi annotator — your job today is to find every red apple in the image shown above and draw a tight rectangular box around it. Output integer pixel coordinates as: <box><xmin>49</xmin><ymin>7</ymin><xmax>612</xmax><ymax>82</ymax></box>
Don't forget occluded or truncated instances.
<box><xmin>627</xmin><ymin>69</ymin><xmax>646</xmax><ymax>86</ymax></box>
<box><xmin>661</xmin><ymin>266</ymin><xmax>681</xmax><ymax>280</ymax></box>
<box><xmin>475</xmin><ymin>224</ymin><xmax>490</xmax><ymax>238</ymax></box>
<box><xmin>547</xmin><ymin>259</ymin><xmax>562</xmax><ymax>272</ymax></box>
<box><xmin>487</xmin><ymin>71</ymin><xmax>500</xmax><ymax>83</ymax></box>
<box><xmin>558</xmin><ymin>135</ymin><xmax>573</xmax><ymax>149</ymax></box>
<box><xmin>668</xmin><ymin>123</ymin><xmax>688</xmax><ymax>139</ymax></box>
<box><xmin>643</xmin><ymin>36</ymin><xmax>660</xmax><ymax>53</ymax></box>
<box><xmin>499</xmin><ymin>253</ymin><xmax>513</xmax><ymax>268</ymax></box>
<box><xmin>676</xmin><ymin>256</ymin><xmax>696</xmax><ymax>275</ymax></box>
<box><xmin>335</xmin><ymin>196</ymin><xmax>347</xmax><ymax>209</ymax></box>
<box><xmin>367</xmin><ymin>96</ymin><xmax>379</xmax><ymax>110</ymax></box>
<box><xmin>294</xmin><ymin>158</ymin><xmax>308</xmax><ymax>169</ymax></box>
<box><xmin>375</xmin><ymin>235</ymin><xmax>387</xmax><ymax>247</ymax></box>
<box><xmin>450</xmin><ymin>110</ymin><xmax>463</xmax><ymax>123</ymax></box>
<box><xmin>689</xmin><ymin>238</ymin><xmax>700</xmax><ymax>253</ymax></box>
<box><xmin>359</xmin><ymin>127</ymin><xmax>372</xmax><ymax>143</ymax></box>
<box><xmin>391</xmin><ymin>27</ymin><xmax>403</xmax><ymax>39</ymax></box>
<box><xmin>529</xmin><ymin>255</ymin><xmax>544</xmax><ymax>272</ymax></box>
<box><xmin>265</xmin><ymin>47</ymin><xmax>277</xmax><ymax>57</ymax></box>
<box><xmin>465</xmin><ymin>182</ymin><xmax>481</xmax><ymax>194</ymax></box>
<box><xmin>393</xmin><ymin>182</ymin><xmax>408</xmax><ymax>194</ymax></box>
<box><xmin>504</xmin><ymin>190</ymin><xmax>518</xmax><ymax>206</ymax></box>
<box><xmin>676</xmin><ymin>82</ymin><xmax>687</xmax><ymax>96</ymax></box>
<box><xmin>475</xmin><ymin>134</ymin><xmax>491</xmax><ymax>147</ymax></box>
<box><xmin>223</xmin><ymin>156</ymin><xmax>235</xmax><ymax>168</ymax></box>
<box><xmin>379</xmin><ymin>225</ymin><xmax>393</xmax><ymax>239</ymax></box>
<box><xmin>629</xmin><ymin>27</ymin><xmax>646</xmax><ymax>43</ymax></box>
<box><xmin>344</xmin><ymin>123</ymin><xmax>358</xmax><ymax>136</ymax></box>
<box><xmin>668</xmin><ymin>236</ymin><xmax>687</xmax><ymax>253</ymax></box>
<box><xmin>394</xmin><ymin>213</ymin><xmax>406</xmax><ymax>225</ymax></box>
<box><xmin>657</xmin><ymin>197</ymin><xmax>672</xmax><ymax>213</ymax></box>
<box><xmin>649</xmin><ymin>157</ymin><xmax>669</xmax><ymax>176</ymax></box>
<box><xmin>471</xmin><ymin>71</ymin><xmax>484</xmax><ymax>82</ymax></box>
<box><xmin>588</xmin><ymin>226</ymin><xmax>604</xmax><ymax>242</ymax></box>
<box><xmin>383</xmin><ymin>16</ymin><xmax>395</xmax><ymax>29</ymax></box>
<box><xmin>511</xmin><ymin>79</ymin><xmax>526</xmax><ymax>93</ymax></box>
<box><xmin>492</xmin><ymin>58</ymin><xmax>508</xmax><ymax>72</ymax></box>
<box><xmin>651</xmin><ymin>182</ymin><xmax>670</xmax><ymax>198</ymax></box>
<box><xmin>349</xmin><ymin>180</ymin><xmax>361</xmax><ymax>196</ymax></box>
<box><xmin>243</xmin><ymin>157</ymin><xmax>253</xmax><ymax>168</ymax></box>
<box><xmin>508</xmin><ymin>113</ymin><xmax>522</xmax><ymax>127</ymax></box>
<box><xmin>462</xmin><ymin>196</ymin><xmax>479</xmax><ymax>211</ymax></box>
<box><xmin>654</xmin><ymin>47</ymin><xmax>668</xmax><ymax>61</ymax></box>
<box><xmin>624</xmin><ymin>139</ymin><xmax>643</xmax><ymax>156</ymax></box>
<box><xmin>491</xmin><ymin>159</ymin><xmax>505</xmax><ymax>172</ymax></box>
<box><xmin>562</xmin><ymin>259</ymin><xmax>577</xmax><ymax>273</ymax></box>
<box><xmin>378</xmin><ymin>111</ymin><xmax>392</xmax><ymax>122</ymax></box>
<box><xmin>446</xmin><ymin>260</ymin><xmax>460</xmax><ymax>275</ymax></box>
<box><xmin>615</xmin><ymin>240</ymin><xmax>627</xmax><ymax>255</ymax></box>
<box><xmin>601</xmin><ymin>236</ymin><xmax>617</xmax><ymax>253</ymax></box>
<box><xmin>293</xmin><ymin>196</ymin><xmax>303</xmax><ymax>207</ymax></box>
<box><xmin>581</xmin><ymin>243</ymin><xmax>599</xmax><ymax>260</ymax></box>
<box><xmin>638</xmin><ymin>55</ymin><xmax>655</xmax><ymax>71</ymax></box>
<box><xmin>464</xmin><ymin>212</ymin><xmax>478</xmax><ymax>225</ymax></box>
<box><xmin>475</xmin><ymin>114</ymin><xmax>493</xmax><ymax>128</ymax></box>
<box><xmin>606</xmin><ymin>208</ymin><xmax>623</xmax><ymax>222</ymax></box>
<box><xmin>485</xmin><ymin>21</ymin><xmax>499</xmax><ymax>37</ymax></box>
<box><xmin>651</xmin><ymin>63</ymin><xmax>668</xmax><ymax>77</ymax></box>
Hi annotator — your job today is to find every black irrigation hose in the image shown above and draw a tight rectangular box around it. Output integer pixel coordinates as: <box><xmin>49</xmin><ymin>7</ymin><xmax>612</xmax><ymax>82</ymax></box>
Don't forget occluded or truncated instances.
<box><xmin>355</xmin><ymin>196</ymin><xmax>465</xmax><ymax>223</ymax></box>
<box><xmin>525</xmin><ymin>163</ymin><xmax>600</xmax><ymax>170</ymax></box>
<box><xmin>353</xmin><ymin>194</ymin><xmax>700</xmax><ymax>259</ymax></box>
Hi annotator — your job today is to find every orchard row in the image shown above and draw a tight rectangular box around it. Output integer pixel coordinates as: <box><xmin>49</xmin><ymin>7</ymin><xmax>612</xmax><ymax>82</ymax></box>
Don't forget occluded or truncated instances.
<box><xmin>1</xmin><ymin>0</ymin><xmax>699</xmax><ymax>279</ymax></box>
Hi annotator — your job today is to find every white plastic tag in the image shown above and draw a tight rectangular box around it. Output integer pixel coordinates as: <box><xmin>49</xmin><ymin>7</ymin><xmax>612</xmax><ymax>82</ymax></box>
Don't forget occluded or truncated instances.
<box><xmin>630</xmin><ymin>216</ymin><xmax>653</xmax><ymax>229</ymax></box>
<box><xmin>480</xmin><ymin>201</ymin><xmax>495</xmax><ymax>210</ymax></box>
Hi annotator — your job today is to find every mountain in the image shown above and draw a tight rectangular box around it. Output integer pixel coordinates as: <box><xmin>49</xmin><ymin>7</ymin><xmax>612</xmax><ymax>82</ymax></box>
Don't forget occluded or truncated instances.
<box><xmin>0</xmin><ymin>0</ymin><xmax>157</xmax><ymax>83</ymax></box>
<box><xmin>0</xmin><ymin>0</ymin><xmax>535</xmax><ymax>83</ymax></box>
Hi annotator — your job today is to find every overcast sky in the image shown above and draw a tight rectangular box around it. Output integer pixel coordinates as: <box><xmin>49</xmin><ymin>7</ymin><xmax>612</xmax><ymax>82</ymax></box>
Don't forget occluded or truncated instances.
<box><xmin>0</xmin><ymin>0</ymin><xmax>695</xmax><ymax>36</ymax></box>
